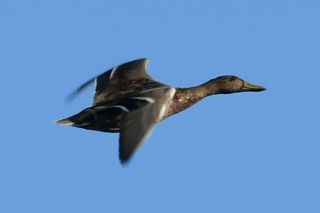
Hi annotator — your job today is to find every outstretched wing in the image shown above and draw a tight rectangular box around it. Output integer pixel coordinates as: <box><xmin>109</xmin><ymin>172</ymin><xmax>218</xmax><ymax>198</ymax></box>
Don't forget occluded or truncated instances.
<box><xmin>119</xmin><ymin>87</ymin><xmax>176</xmax><ymax>164</ymax></box>
<box><xmin>119</xmin><ymin>103</ymin><xmax>159</xmax><ymax>164</ymax></box>
<box><xmin>67</xmin><ymin>58</ymin><xmax>153</xmax><ymax>104</ymax></box>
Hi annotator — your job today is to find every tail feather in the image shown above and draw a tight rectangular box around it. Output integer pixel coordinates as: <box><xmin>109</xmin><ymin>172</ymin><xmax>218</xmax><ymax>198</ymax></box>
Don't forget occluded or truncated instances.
<box><xmin>56</xmin><ymin>118</ymin><xmax>74</xmax><ymax>126</ymax></box>
<box><xmin>56</xmin><ymin>106</ymin><xmax>123</xmax><ymax>132</ymax></box>
<box><xmin>56</xmin><ymin>108</ymin><xmax>94</xmax><ymax>127</ymax></box>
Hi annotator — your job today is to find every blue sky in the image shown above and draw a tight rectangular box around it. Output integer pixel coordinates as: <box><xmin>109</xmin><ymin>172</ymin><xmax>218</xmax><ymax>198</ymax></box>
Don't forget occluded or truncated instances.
<box><xmin>1</xmin><ymin>0</ymin><xmax>319</xmax><ymax>212</ymax></box>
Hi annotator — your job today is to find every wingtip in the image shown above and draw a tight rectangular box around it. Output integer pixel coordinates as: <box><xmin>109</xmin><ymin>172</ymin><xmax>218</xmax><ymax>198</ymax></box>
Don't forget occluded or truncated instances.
<box><xmin>65</xmin><ymin>91</ymin><xmax>77</xmax><ymax>103</ymax></box>
<box><xmin>119</xmin><ymin>154</ymin><xmax>131</xmax><ymax>166</ymax></box>
<box><xmin>120</xmin><ymin>159</ymin><xmax>130</xmax><ymax>167</ymax></box>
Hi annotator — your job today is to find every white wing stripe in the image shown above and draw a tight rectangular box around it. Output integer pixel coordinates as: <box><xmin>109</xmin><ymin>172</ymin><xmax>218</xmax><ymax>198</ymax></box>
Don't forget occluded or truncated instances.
<box><xmin>158</xmin><ymin>87</ymin><xmax>176</xmax><ymax>121</ymax></box>
<box><xmin>109</xmin><ymin>66</ymin><xmax>118</xmax><ymax>80</ymax></box>
<box><xmin>94</xmin><ymin>78</ymin><xmax>97</xmax><ymax>88</ymax></box>
<box><xmin>111</xmin><ymin>105</ymin><xmax>130</xmax><ymax>112</ymax></box>
<box><xmin>94</xmin><ymin>105</ymin><xmax>130</xmax><ymax>112</ymax></box>
<box><xmin>130</xmin><ymin>97</ymin><xmax>155</xmax><ymax>104</ymax></box>
<box><xmin>168</xmin><ymin>87</ymin><xmax>176</xmax><ymax>99</ymax></box>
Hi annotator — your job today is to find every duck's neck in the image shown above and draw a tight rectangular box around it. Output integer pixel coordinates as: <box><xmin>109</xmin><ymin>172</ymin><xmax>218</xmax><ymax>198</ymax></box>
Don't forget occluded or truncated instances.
<box><xmin>168</xmin><ymin>81</ymin><xmax>221</xmax><ymax>118</ymax></box>
<box><xmin>177</xmin><ymin>80</ymin><xmax>222</xmax><ymax>105</ymax></box>
<box><xmin>199</xmin><ymin>79</ymin><xmax>223</xmax><ymax>96</ymax></box>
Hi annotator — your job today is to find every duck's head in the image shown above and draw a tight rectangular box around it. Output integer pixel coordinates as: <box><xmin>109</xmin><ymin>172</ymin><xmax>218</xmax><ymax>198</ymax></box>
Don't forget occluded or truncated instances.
<box><xmin>204</xmin><ymin>75</ymin><xmax>266</xmax><ymax>95</ymax></box>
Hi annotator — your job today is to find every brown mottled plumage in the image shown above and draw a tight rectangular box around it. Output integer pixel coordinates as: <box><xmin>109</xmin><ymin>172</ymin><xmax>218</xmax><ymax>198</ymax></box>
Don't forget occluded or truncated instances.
<box><xmin>57</xmin><ymin>58</ymin><xmax>266</xmax><ymax>164</ymax></box>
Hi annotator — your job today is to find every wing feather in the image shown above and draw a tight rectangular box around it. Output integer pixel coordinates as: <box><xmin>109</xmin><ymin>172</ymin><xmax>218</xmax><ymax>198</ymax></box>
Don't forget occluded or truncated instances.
<box><xmin>67</xmin><ymin>58</ymin><xmax>152</xmax><ymax>103</ymax></box>
<box><xmin>118</xmin><ymin>87</ymin><xmax>176</xmax><ymax>164</ymax></box>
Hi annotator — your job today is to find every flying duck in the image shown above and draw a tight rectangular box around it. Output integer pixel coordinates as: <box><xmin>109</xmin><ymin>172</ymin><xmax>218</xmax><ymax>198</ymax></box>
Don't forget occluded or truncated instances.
<box><xmin>57</xmin><ymin>58</ymin><xmax>266</xmax><ymax>164</ymax></box>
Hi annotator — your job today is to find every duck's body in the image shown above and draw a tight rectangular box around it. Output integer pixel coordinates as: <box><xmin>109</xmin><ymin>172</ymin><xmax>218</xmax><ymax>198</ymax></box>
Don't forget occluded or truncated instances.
<box><xmin>57</xmin><ymin>58</ymin><xmax>266</xmax><ymax>164</ymax></box>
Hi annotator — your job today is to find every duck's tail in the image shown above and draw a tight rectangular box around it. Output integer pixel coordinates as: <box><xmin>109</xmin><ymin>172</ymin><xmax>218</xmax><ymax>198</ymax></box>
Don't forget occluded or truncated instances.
<box><xmin>56</xmin><ymin>106</ymin><xmax>123</xmax><ymax>133</ymax></box>
<box><xmin>56</xmin><ymin>117</ymin><xmax>74</xmax><ymax>126</ymax></box>
<box><xmin>56</xmin><ymin>108</ymin><xmax>94</xmax><ymax>127</ymax></box>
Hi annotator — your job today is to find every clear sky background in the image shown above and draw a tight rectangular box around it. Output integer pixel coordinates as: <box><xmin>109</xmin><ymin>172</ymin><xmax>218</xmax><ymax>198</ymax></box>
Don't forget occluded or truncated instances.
<box><xmin>1</xmin><ymin>0</ymin><xmax>319</xmax><ymax>212</ymax></box>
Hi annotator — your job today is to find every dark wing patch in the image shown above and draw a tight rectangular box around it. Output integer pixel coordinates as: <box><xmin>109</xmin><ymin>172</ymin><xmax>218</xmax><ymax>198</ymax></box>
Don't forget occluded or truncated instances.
<box><xmin>107</xmin><ymin>58</ymin><xmax>152</xmax><ymax>82</ymax></box>
<box><xmin>66</xmin><ymin>58</ymin><xmax>152</xmax><ymax>103</ymax></box>
<box><xmin>94</xmin><ymin>58</ymin><xmax>153</xmax><ymax>104</ymax></box>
